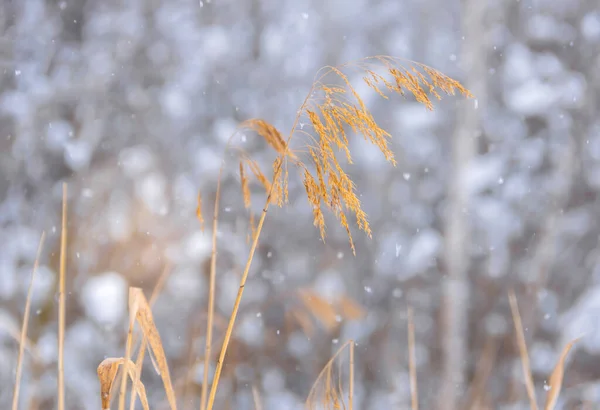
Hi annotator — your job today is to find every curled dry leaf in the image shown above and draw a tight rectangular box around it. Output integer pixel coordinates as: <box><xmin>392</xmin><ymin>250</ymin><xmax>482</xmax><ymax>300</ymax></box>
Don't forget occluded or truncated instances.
<box><xmin>97</xmin><ymin>357</ymin><xmax>149</xmax><ymax>410</ymax></box>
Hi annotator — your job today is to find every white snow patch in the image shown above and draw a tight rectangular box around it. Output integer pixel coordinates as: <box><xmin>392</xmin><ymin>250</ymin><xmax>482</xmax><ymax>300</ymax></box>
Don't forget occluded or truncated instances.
<box><xmin>30</xmin><ymin>265</ymin><xmax>55</xmax><ymax>306</ymax></box>
<box><xmin>397</xmin><ymin>103</ymin><xmax>441</xmax><ymax>131</ymax></box>
<box><xmin>202</xmin><ymin>26</ymin><xmax>230</xmax><ymax>61</ymax></box>
<box><xmin>237</xmin><ymin>315</ymin><xmax>264</xmax><ymax>348</ymax></box>
<box><xmin>64</xmin><ymin>139</ymin><xmax>92</xmax><ymax>171</ymax></box>
<box><xmin>80</xmin><ymin>272</ymin><xmax>127</xmax><ymax>325</ymax></box>
<box><xmin>45</xmin><ymin>120</ymin><xmax>73</xmax><ymax>152</ymax></box>
<box><xmin>465</xmin><ymin>154</ymin><xmax>505</xmax><ymax>195</ymax></box>
<box><xmin>582</xmin><ymin>12</ymin><xmax>600</xmax><ymax>41</ymax></box>
<box><xmin>262</xmin><ymin>368</ymin><xmax>285</xmax><ymax>392</ymax></box>
<box><xmin>503</xmin><ymin>43</ymin><xmax>535</xmax><ymax>85</ymax></box>
<box><xmin>184</xmin><ymin>231</ymin><xmax>211</xmax><ymax>262</ymax></box>
<box><xmin>406</xmin><ymin>229</ymin><xmax>442</xmax><ymax>274</ymax></box>
<box><xmin>506</xmin><ymin>80</ymin><xmax>558</xmax><ymax>115</ymax></box>
<box><xmin>108</xmin><ymin>198</ymin><xmax>133</xmax><ymax>242</ymax></box>
<box><xmin>136</xmin><ymin>172</ymin><xmax>168</xmax><ymax>215</ymax></box>
<box><xmin>314</xmin><ymin>269</ymin><xmax>346</xmax><ymax>301</ymax></box>
<box><xmin>168</xmin><ymin>266</ymin><xmax>204</xmax><ymax>301</ymax></box>
<box><xmin>527</xmin><ymin>14</ymin><xmax>576</xmax><ymax>44</ymax></box>
<box><xmin>119</xmin><ymin>145</ymin><xmax>155</xmax><ymax>178</ymax></box>
<box><xmin>161</xmin><ymin>86</ymin><xmax>190</xmax><ymax>119</ymax></box>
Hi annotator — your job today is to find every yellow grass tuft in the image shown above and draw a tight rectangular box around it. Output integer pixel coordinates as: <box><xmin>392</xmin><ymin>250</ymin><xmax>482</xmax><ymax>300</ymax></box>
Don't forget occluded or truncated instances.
<box><xmin>233</xmin><ymin>57</ymin><xmax>471</xmax><ymax>256</ymax></box>
<box><xmin>293</xmin><ymin>57</ymin><xmax>471</xmax><ymax>254</ymax></box>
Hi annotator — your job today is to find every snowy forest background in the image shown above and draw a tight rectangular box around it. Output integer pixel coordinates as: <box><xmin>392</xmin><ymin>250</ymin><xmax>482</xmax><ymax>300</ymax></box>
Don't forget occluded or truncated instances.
<box><xmin>2</xmin><ymin>0</ymin><xmax>600</xmax><ymax>409</ymax></box>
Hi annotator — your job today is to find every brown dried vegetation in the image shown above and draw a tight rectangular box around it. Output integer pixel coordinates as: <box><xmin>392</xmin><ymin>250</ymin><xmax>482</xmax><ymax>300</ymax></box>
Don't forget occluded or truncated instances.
<box><xmin>24</xmin><ymin>56</ymin><xmax>587</xmax><ymax>410</ymax></box>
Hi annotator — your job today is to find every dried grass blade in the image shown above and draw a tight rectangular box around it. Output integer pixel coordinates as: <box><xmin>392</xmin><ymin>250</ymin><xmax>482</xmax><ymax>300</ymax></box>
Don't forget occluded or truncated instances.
<box><xmin>1</xmin><ymin>322</ymin><xmax>39</xmax><ymax>361</ymax></box>
<box><xmin>349</xmin><ymin>340</ymin><xmax>354</xmax><ymax>410</ymax></box>
<box><xmin>125</xmin><ymin>360</ymin><xmax>150</xmax><ymax>410</ymax></box>
<box><xmin>58</xmin><ymin>183</ymin><xmax>67</xmax><ymax>410</ymax></box>
<box><xmin>129</xmin><ymin>287</ymin><xmax>178</xmax><ymax>409</ymax></box>
<box><xmin>98</xmin><ymin>358</ymin><xmax>150</xmax><ymax>410</ymax></box>
<box><xmin>407</xmin><ymin>306</ymin><xmax>418</xmax><ymax>410</ymax></box>
<box><xmin>201</xmin><ymin>169</ymin><xmax>223</xmax><ymax>410</ymax></box>
<box><xmin>508</xmin><ymin>291</ymin><xmax>538</xmax><ymax>410</ymax></box>
<box><xmin>12</xmin><ymin>232</ymin><xmax>45</xmax><ymax>410</ymax></box>
<box><xmin>129</xmin><ymin>264</ymin><xmax>172</xmax><ymax>410</ymax></box>
<box><xmin>119</xmin><ymin>289</ymin><xmax>137</xmax><ymax>410</ymax></box>
<box><xmin>205</xmin><ymin>164</ymin><xmax>279</xmax><ymax>410</ymax></box>
<box><xmin>544</xmin><ymin>337</ymin><xmax>580</xmax><ymax>410</ymax></box>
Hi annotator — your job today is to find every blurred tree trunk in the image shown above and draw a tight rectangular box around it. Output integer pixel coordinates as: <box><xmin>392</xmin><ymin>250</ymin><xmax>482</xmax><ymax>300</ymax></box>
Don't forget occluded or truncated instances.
<box><xmin>438</xmin><ymin>0</ymin><xmax>486</xmax><ymax>409</ymax></box>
